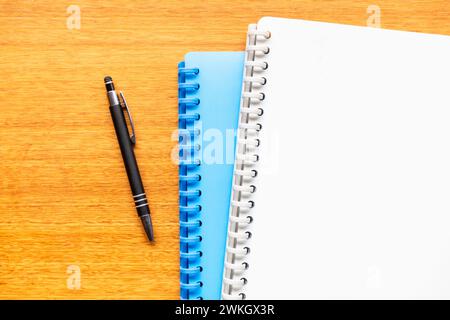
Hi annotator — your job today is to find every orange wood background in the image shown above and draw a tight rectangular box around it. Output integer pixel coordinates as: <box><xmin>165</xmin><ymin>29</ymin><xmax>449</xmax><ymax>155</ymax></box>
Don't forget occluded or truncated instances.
<box><xmin>0</xmin><ymin>0</ymin><xmax>448</xmax><ymax>299</ymax></box>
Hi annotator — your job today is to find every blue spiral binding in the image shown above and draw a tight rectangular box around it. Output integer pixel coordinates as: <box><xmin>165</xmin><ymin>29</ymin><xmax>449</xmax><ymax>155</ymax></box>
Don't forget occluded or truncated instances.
<box><xmin>178</xmin><ymin>62</ymin><xmax>203</xmax><ymax>300</ymax></box>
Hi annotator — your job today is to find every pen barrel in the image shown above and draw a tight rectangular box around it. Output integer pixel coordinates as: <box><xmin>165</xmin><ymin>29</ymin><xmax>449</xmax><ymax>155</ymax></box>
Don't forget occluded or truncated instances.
<box><xmin>109</xmin><ymin>104</ymin><xmax>150</xmax><ymax>217</ymax></box>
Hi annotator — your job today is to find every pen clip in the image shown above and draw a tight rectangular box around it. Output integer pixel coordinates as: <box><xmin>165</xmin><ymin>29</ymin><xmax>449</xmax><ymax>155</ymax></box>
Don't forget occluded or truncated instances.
<box><xmin>119</xmin><ymin>91</ymin><xmax>136</xmax><ymax>145</ymax></box>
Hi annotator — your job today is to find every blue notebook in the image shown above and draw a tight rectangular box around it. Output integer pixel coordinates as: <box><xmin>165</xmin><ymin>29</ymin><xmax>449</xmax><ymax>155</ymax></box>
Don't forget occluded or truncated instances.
<box><xmin>178</xmin><ymin>52</ymin><xmax>244</xmax><ymax>300</ymax></box>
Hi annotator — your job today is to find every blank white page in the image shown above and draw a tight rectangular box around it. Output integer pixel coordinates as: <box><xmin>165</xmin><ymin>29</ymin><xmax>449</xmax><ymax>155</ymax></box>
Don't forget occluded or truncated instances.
<box><xmin>229</xmin><ymin>17</ymin><xmax>450</xmax><ymax>299</ymax></box>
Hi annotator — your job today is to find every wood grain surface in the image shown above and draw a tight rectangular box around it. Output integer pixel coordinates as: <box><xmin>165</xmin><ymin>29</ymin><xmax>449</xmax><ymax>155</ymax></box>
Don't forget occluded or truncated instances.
<box><xmin>0</xmin><ymin>0</ymin><xmax>448</xmax><ymax>300</ymax></box>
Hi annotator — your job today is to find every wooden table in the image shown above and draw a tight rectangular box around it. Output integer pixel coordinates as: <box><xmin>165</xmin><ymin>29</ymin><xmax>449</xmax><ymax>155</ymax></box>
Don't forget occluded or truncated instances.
<box><xmin>0</xmin><ymin>0</ymin><xmax>448</xmax><ymax>299</ymax></box>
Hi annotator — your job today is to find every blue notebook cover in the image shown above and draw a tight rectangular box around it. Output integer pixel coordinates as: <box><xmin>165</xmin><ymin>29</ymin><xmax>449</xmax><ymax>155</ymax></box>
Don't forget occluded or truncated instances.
<box><xmin>178</xmin><ymin>52</ymin><xmax>244</xmax><ymax>300</ymax></box>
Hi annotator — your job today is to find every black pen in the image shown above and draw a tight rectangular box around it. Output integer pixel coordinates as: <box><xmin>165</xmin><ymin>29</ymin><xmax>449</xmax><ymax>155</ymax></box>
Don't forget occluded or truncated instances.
<box><xmin>104</xmin><ymin>76</ymin><xmax>154</xmax><ymax>242</ymax></box>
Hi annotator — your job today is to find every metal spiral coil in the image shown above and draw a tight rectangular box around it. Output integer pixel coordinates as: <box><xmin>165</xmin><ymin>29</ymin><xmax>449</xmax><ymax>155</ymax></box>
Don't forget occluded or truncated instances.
<box><xmin>222</xmin><ymin>24</ymin><xmax>271</xmax><ymax>300</ymax></box>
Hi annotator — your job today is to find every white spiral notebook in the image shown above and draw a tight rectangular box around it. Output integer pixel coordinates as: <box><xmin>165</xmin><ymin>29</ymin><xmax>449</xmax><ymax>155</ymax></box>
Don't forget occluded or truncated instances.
<box><xmin>222</xmin><ymin>17</ymin><xmax>450</xmax><ymax>299</ymax></box>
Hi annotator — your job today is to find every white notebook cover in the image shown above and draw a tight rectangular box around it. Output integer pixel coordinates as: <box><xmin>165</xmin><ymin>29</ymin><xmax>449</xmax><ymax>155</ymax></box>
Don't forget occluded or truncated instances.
<box><xmin>223</xmin><ymin>17</ymin><xmax>450</xmax><ymax>299</ymax></box>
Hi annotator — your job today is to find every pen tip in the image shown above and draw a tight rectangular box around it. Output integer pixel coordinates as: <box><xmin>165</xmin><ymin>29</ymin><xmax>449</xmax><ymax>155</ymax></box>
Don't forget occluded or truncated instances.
<box><xmin>140</xmin><ymin>214</ymin><xmax>154</xmax><ymax>242</ymax></box>
<box><xmin>104</xmin><ymin>76</ymin><xmax>113</xmax><ymax>83</ymax></box>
